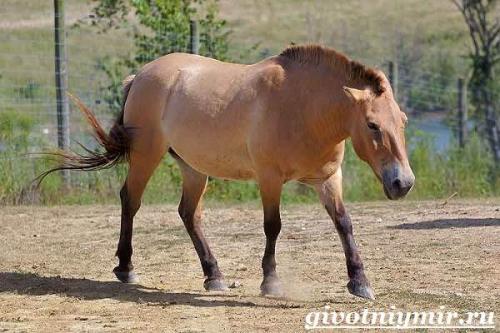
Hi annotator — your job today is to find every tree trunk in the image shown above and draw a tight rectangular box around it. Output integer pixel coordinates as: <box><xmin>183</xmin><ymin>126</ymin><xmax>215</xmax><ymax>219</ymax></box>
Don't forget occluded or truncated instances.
<box><xmin>485</xmin><ymin>102</ymin><xmax>500</xmax><ymax>164</ymax></box>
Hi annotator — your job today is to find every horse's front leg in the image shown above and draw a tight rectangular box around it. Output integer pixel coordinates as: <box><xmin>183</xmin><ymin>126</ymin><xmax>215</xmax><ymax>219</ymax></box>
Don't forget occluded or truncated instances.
<box><xmin>258</xmin><ymin>173</ymin><xmax>284</xmax><ymax>297</ymax></box>
<box><xmin>315</xmin><ymin>169</ymin><xmax>375</xmax><ymax>300</ymax></box>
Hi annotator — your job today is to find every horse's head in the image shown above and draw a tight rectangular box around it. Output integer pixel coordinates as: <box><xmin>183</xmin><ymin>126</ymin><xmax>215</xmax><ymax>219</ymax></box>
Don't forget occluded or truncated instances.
<box><xmin>343</xmin><ymin>85</ymin><xmax>415</xmax><ymax>200</ymax></box>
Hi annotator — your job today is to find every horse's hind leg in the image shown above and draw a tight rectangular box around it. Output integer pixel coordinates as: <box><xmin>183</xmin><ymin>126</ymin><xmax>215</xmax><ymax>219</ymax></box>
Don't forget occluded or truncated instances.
<box><xmin>114</xmin><ymin>141</ymin><xmax>167</xmax><ymax>283</ymax></box>
<box><xmin>174</xmin><ymin>154</ymin><xmax>228</xmax><ymax>291</ymax></box>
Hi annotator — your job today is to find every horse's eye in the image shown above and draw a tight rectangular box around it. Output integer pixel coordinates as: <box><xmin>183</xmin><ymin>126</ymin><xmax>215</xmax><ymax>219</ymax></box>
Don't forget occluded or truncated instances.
<box><xmin>367</xmin><ymin>122</ymin><xmax>380</xmax><ymax>131</ymax></box>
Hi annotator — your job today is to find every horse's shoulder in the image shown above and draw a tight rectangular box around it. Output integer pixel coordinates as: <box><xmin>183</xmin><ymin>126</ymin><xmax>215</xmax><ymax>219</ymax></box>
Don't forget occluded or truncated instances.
<box><xmin>251</xmin><ymin>59</ymin><xmax>286</xmax><ymax>90</ymax></box>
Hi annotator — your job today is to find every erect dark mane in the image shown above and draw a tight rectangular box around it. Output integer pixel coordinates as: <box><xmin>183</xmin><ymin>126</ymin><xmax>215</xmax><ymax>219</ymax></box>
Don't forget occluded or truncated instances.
<box><xmin>279</xmin><ymin>44</ymin><xmax>386</xmax><ymax>95</ymax></box>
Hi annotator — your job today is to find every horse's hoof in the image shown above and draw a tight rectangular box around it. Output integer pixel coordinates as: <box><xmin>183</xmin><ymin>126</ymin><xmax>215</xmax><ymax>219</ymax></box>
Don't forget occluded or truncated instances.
<box><xmin>113</xmin><ymin>267</ymin><xmax>139</xmax><ymax>283</ymax></box>
<box><xmin>204</xmin><ymin>279</ymin><xmax>229</xmax><ymax>291</ymax></box>
<box><xmin>347</xmin><ymin>280</ymin><xmax>375</xmax><ymax>300</ymax></box>
<box><xmin>260</xmin><ymin>279</ymin><xmax>285</xmax><ymax>297</ymax></box>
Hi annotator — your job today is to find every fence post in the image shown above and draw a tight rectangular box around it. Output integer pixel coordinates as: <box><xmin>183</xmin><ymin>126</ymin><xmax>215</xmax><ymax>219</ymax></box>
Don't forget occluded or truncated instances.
<box><xmin>189</xmin><ymin>20</ymin><xmax>200</xmax><ymax>55</ymax></box>
<box><xmin>388</xmin><ymin>61</ymin><xmax>398</xmax><ymax>100</ymax></box>
<box><xmin>54</xmin><ymin>0</ymin><xmax>70</xmax><ymax>185</ymax></box>
<box><xmin>457</xmin><ymin>78</ymin><xmax>467</xmax><ymax>148</ymax></box>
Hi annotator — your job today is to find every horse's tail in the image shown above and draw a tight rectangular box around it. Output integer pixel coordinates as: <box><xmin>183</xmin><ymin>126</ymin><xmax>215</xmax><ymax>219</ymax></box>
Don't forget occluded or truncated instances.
<box><xmin>36</xmin><ymin>75</ymin><xmax>136</xmax><ymax>184</ymax></box>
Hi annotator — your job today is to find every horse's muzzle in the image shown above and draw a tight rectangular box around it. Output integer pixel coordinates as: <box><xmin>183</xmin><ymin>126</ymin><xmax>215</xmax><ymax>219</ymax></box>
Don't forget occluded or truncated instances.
<box><xmin>382</xmin><ymin>164</ymin><xmax>415</xmax><ymax>200</ymax></box>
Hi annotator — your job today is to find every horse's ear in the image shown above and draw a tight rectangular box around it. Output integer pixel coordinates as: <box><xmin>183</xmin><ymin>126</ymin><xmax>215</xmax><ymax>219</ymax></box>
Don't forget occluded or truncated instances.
<box><xmin>343</xmin><ymin>86</ymin><xmax>369</xmax><ymax>103</ymax></box>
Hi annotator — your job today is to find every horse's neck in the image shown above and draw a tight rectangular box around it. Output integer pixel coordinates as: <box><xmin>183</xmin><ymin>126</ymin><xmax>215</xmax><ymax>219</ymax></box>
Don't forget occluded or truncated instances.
<box><xmin>293</xmin><ymin>76</ymin><xmax>352</xmax><ymax>148</ymax></box>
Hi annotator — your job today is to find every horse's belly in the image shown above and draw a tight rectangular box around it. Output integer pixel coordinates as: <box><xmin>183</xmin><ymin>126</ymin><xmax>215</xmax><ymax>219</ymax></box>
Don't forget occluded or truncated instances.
<box><xmin>164</xmin><ymin>109</ymin><xmax>256</xmax><ymax>180</ymax></box>
<box><xmin>171</xmin><ymin>141</ymin><xmax>256</xmax><ymax>180</ymax></box>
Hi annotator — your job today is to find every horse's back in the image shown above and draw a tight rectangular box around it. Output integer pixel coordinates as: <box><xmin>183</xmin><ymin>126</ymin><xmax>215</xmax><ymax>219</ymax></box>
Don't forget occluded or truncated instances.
<box><xmin>126</xmin><ymin>53</ymin><xmax>277</xmax><ymax>180</ymax></box>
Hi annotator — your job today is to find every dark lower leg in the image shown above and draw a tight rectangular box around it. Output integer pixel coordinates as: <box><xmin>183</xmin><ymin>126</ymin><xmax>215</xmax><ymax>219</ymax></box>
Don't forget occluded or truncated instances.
<box><xmin>329</xmin><ymin>204</ymin><xmax>367</xmax><ymax>282</ymax></box>
<box><xmin>259</xmin><ymin>176</ymin><xmax>284</xmax><ymax>297</ymax></box>
<box><xmin>179</xmin><ymin>195</ymin><xmax>223</xmax><ymax>283</ymax></box>
<box><xmin>260</xmin><ymin>184</ymin><xmax>283</xmax><ymax>296</ymax></box>
<box><xmin>261</xmin><ymin>209</ymin><xmax>281</xmax><ymax>287</ymax></box>
<box><xmin>326</xmin><ymin>202</ymin><xmax>374</xmax><ymax>299</ymax></box>
<box><xmin>114</xmin><ymin>184</ymin><xmax>141</xmax><ymax>282</ymax></box>
<box><xmin>175</xmin><ymin>158</ymin><xmax>227</xmax><ymax>291</ymax></box>
<box><xmin>111</xmin><ymin>141</ymin><xmax>166</xmax><ymax>283</ymax></box>
<box><xmin>115</xmin><ymin>185</ymin><xmax>136</xmax><ymax>270</ymax></box>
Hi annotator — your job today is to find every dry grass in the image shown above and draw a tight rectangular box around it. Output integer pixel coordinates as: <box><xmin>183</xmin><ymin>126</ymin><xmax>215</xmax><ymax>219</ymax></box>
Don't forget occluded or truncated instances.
<box><xmin>0</xmin><ymin>199</ymin><xmax>498</xmax><ymax>332</ymax></box>
<box><xmin>218</xmin><ymin>0</ymin><xmax>468</xmax><ymax>63</ymax></box>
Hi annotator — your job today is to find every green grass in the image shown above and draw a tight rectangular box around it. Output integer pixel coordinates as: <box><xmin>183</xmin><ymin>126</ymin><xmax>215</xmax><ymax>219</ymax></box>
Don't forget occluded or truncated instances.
<box><xmin>1</xmin><ymin>0</ymin><xmax>498</xmax><ymax>205</ymax></box>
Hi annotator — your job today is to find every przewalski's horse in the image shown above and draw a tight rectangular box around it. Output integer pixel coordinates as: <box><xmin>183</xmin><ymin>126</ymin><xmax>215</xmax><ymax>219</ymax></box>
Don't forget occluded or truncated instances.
<box><xmin>40</xmin><ymin>45</ymin><xmax>415</xmax><ymax>300</ymax></box>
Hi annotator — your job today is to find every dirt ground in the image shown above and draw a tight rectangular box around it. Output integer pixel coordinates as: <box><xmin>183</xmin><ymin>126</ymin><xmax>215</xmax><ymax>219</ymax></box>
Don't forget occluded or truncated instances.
<box><xmin>0</xmin><ymin>199</ymin><xmax>499</xmax><ymax>332</ymax></box>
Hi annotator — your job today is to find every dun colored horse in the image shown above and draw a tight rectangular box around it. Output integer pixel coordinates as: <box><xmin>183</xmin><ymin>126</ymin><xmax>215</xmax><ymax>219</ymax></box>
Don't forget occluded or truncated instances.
<box><xmin>41</xmin><ymin>45</ymin><xmax>415</xmax><ymax>300</ymax></box>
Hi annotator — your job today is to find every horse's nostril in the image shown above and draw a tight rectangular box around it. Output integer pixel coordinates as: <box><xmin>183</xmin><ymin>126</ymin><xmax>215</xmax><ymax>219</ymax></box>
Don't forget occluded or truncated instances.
<box><xmin>392</xmin><ymin>179</ymin><xmax>402</xmax><ymax>192</ymax></box>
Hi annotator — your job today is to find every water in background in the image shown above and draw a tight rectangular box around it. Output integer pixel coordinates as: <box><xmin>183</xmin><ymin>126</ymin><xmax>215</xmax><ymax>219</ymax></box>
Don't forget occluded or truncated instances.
<box><xmin>411</xmin><ymin>112</ymin><xmax>453</xmax><ymax>152</ymax></box>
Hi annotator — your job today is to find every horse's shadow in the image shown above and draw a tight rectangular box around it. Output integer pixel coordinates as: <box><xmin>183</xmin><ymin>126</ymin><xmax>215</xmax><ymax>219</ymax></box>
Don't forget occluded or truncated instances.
<box><xmin>0</xmin><ymin>271</ymin><xmax>274</xmax><ymax>308</ymax></box>
<box><xmin>388</xmin><ymin>217</ymin><xmax>500</xmax><ymax>230</ymax></box>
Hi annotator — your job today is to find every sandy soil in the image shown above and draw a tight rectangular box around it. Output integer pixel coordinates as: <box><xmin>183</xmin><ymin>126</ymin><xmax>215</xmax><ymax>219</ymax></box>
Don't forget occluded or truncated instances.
<box><xmin>0</xmin><ymin>199</ymin><xmax>499</xmax><ymax>332</ymax></box>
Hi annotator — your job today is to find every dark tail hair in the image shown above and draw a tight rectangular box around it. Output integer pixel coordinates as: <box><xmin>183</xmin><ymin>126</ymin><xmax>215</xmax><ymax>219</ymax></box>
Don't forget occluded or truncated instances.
<box><xmin>36</xmin><ymin>75</ymin><xmax>136</xmax><ymax>184</ymax></box>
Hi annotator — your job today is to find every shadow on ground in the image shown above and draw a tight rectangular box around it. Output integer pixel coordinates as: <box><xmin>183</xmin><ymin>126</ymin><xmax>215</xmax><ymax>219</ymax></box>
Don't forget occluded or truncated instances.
<box><xmin>388</xmin><ymin>218</ymin><xmax>500</xmax><ymax>230</ymax></box>
<box><xmin>0</xmin><ymin>271</ymin><xmax>281</xmax><ymax>308</ymax></box>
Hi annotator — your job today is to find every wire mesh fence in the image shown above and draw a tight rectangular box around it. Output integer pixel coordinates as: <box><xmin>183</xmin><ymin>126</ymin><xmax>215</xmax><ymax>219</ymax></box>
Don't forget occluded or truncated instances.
<box><xmin>0</xmin><ymin>5</ymin><xmax>236</xmax><ymax>203</ymax></box>
<box><xmin>0</xmin><ymin>1</ymin><xmax>471</xmax><ymax>204</ymax></box>
<box><xmin>1</xmin><ymin>23</ymin><xmax>189</xmax><ymax>147</ymax></box>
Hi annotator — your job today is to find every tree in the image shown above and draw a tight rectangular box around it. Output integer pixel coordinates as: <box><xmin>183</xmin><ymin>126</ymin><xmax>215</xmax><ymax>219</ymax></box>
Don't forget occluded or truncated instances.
<box><xmin>88</xmin><ymin>0</ymin><xmax>230</xmax><ymax>113</ymax></box>
<box><xmin>452</xmin><ymin>0</ymin><xmax>500</xmax><ymax>165</ymax></box>
<box><xmin>91</xmin><ymin>0</ymin><xmax>230</xmax><ymax>60</ymax></box>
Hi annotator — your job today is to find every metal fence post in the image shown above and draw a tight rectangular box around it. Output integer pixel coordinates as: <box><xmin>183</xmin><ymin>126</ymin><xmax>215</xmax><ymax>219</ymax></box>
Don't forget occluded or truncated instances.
<box><xmin>54</xmin><ymin>0</ymin><xmax>70</xmax><ymax>185</ymax></box>
<box><xmin>189</xmin><ymin>20</ymin><xmax>200</xmax><ymax>55</ymax></box>
<box><xmin>457</xmin><ymin>78</ymin><xmax>467</xmax><ymax>148</ymax></box>
<box><xmin>388</xmin><ymin>61</ymin><xmax>398</xmax><ymax>100</ymax></box>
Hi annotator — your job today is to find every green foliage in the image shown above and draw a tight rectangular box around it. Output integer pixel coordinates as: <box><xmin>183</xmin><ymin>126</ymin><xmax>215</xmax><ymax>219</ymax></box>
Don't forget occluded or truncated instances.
<box><xmin>206</xmin><ymin>179</ymin><xmax>259</xmax><ymax>202</ymax></box>
<box><xmin>394</xmin><ymin>32</ymin><xmax>464</xmax><ymax>114</ymax></box>
<box><xmin>0</xmin><ymin>111</ymin><xmax>43</xmax><ymax>203</ymax></box>
<box><xmin>342</xmin><ymin>140</ymin><xmax>384</xmax><ymax>202</ymax></box>
<box><xmin>406</xmin><ymin>54</ymin><xmax>458</xmax><ymax>113</ymax></box>
<box><xmin>131</xmin><ymin>0</ymin><xmax>193</xmax><ymax>62</ymax></box>
<box><xmin>406</xmin><ymin>130</ymin><xmax>446</xmax><ymax>196</ymax></box>
<box><xmin>90</xmin><ymin>0</ymin><xmax>130</xmax><ymax>30</ymax></box>
<box><xmin>454</xmin><ymin>0</ymin><xmax>500</xmax><ymax>163</ymax></box>
<box><xmin>0</xmin><ymin>109</ymin><xmax>34</xmax><ymax>146</ymax></box>
<box><xmin>90</xmin><ymin>0</ymin><xmax>230</xmax><ymax>113</ymax></box>
<box><xmin>95</xmin><ymin>56</ymin><xmax>129</xmax><ymax>115</ymax></box>
<box><xmin>405</xmin><ymin>131</ymin><xmax>497</xmax><ymax>199</ymax></box>
<box><xmin>446</xmin><ymin>135</ymin><xmax>495</xmax><ymax>196</ymax></box>
<box><xmin>197</xmin><ymin>1</ymin><xmax>230</xmax><ymax>60</ymax></box>
<box><xmin>16</xmin><ymin>81</ymin><xmax>41</xmax><ymax>101</ymax></box>
<box><xmin>142</xmin><ymin>157</ymin><xmax>182</xmax><ymax>202</ymax></box>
